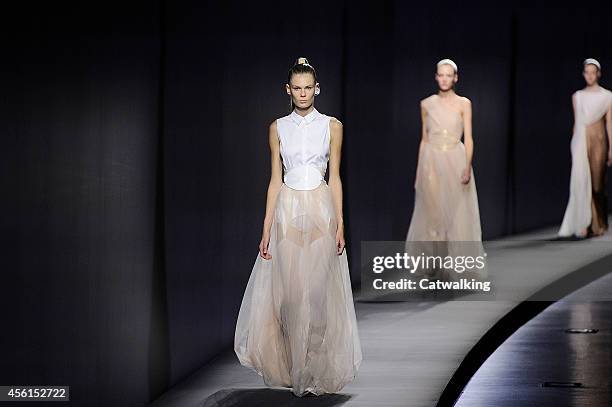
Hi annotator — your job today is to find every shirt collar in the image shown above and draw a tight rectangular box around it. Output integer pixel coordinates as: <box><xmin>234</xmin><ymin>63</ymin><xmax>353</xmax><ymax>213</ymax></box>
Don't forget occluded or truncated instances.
<box><xmin>290</xmin><ymin>107</ymin><xmax>320</xmax><ymax>125</ymax></box>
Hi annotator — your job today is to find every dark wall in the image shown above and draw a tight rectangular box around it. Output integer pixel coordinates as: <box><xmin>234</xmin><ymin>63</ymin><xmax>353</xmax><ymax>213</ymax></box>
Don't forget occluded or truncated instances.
<box><xmin>162</xmin><ymin>1</ymin><xmax>225</xmax><ymax>386</ymax></box>
<box><xmin>162</xmin><ymin>0</ymin><xmax>346</xmax><ymax>384</ymax></box>
<box><xmin>3</xmin><ymin>2</ymin><xmax>612</xmax><ymax>406</ymax></box>
<box><xmin>343</xmin><ymin>3</ymin><xmax>513</xmax><ymax>254</ymax></box>
<box><xmin>161</xmin><ymin>2</ymin><xmax>612</xmax><ymax>398</ymax></box>
<box><xmin>1</xmin><ymin>2</ymin><xmax>167</xmax><ymax>406</ymax></box>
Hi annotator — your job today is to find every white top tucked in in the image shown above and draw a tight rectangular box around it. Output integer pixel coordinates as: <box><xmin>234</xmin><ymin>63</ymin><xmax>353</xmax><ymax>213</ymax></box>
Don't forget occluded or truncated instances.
<box><xmin>276</xmin><ymin>107</ymin><xmax>332</xmax><ymax>190</ymax></box>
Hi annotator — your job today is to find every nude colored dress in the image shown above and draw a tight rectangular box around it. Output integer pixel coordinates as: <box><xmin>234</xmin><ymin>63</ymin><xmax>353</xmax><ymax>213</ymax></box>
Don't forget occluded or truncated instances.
<box><xmin>559</xmin><ymin>87</ymin><xmax>612</xmax><ymax>237</ymax></box>
<box><xmin>406</xmin><ymin>95</ymin><xmax>487</xmax><ymax>281</ymax></box>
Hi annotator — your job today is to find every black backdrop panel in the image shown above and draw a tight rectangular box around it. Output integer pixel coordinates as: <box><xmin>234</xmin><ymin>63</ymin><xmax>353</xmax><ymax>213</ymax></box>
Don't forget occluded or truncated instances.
<box><xmin>512</xmin><ymin>6</ymin><xmax>612</xmax><ymax>232</ymax></box>
<box><xmin>163</xmin><ymin>0</ymin><xmax>345</xmax><ymax>387</ymax></box>
<box><xmin>2</xmin><ymin>2</ymin><xmax>165</xmax><ymax>406</ymax></box>
<box><xmin>3</xmin><ymin>2</ymin><xmax>612</xmax><ymax>405</ymax></box>
<box><xmin>343</xmin><ymin>4</ymin><xmax>512</xmax><ymax>280</ymax></box>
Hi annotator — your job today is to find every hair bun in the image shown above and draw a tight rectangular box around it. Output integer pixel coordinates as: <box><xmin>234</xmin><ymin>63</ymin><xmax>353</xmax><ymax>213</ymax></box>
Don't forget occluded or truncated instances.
<box><xmin>296</xmin><ymin>57</ymin><xmax>309</xmax><ymax>65</ymax></box>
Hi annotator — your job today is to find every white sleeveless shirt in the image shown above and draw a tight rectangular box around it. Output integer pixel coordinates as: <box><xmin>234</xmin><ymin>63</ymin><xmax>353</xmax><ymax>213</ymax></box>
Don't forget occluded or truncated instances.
<box><xmin>276</xmin><ymin>107</ymin><xmax>332</xmax><ymax>190</ymax></box>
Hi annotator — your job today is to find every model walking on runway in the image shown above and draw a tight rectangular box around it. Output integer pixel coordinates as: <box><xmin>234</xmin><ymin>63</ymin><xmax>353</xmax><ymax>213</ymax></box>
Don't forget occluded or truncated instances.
<box><xmin>406</xmin><ymin>59</ymin><xmax>486</xmax><ymax>281</ymax></box>
<box><xmin>234</xmin><ymin>57</ymin><xmax>362</xmax><ymax>396</ymax></box>
<box><xmin>559</xmin><ymin>58</ymin><xmax>612</xmax><ymax>238</ymax></box>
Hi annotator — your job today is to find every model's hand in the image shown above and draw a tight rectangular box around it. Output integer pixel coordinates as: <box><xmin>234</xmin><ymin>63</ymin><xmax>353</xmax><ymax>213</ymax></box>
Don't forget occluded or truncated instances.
<box><xmin>607</xmin><ymin>149</ymin><xmax>612</xmax><ymax>167</ymax></box>
<box><xmin>336</xmin><ymin>222</ymin><xmax>346</xmax><ymax>255</ymax></box>
<box><xmin>259</xmin><ymin>232</ymin><xmax>272</xmax><ymax>260</ymax></box>
<box><xmin>461</xmin><ymin>167</ymin><xmax>471</xmax><ymax>184</ymax></box>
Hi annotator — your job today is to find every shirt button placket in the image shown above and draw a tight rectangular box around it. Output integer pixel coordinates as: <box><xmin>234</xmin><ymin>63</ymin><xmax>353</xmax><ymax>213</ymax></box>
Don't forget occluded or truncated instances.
<box><xmin>300</xmin><ymin>119</ymin><xmax>306</xmax><ymax>161</ymax></box>
<box><xmin>301</xmin><ymin>120</ymin><xmax>307</xmax><ymax>186</ymax></box>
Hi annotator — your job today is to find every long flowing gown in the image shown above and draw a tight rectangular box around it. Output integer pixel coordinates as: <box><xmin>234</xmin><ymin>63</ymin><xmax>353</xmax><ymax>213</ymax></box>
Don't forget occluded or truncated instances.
<box><xmin>406</xmin><ymin>95</ymin><xmax>487</xmax><ymax>281</ymax></box>
<box><xmin>559</xmin><ymin>87</ymin><xmax>612</xmax><ymax>237</ymax></box>
<box><xmin>234</xmin><ymin>109</ymin><xmax>362</xmax><ymax>397</ymax></box>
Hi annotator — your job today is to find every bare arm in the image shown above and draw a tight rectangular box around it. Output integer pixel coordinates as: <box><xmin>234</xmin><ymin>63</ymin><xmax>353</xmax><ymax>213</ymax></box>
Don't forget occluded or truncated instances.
<box><xmin>259</xmin><ymin>121</ymin><xmax>283</xmax><ymax>259</ymax></box>
<box><xmin>572</xmin><ymin>93</ymin><xmax>577</xmax><ymax>136</ymax></box>
<box><xmin>461</xmin><ymin>97</ymin><xmax>474</xmax><ymax>184</ymax></box>
<box><xmin>606</xmin><ymin>101</ymin><xmax>612</xmax><ymax>166</ymax></box>
<box><xmin>328</xmin><ymin>117</ymin><xmax>345</xmax><ymax>255</ymax></box>
<box><xmin>462</xmin><ymin>97</ymin><xmax>474</xmax><ymax>167</ymax></box>
<box><xmin>415</xmin><ymin>101</ymin><xmax>427</xmax><ymax>188</ymax></box>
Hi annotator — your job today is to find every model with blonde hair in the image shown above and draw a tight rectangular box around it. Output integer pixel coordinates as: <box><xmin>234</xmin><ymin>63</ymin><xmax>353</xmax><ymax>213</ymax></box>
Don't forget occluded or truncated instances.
<box><xmin>406</xmin><ymin>59</ymin><xmax>486</xmax><ymax>281</ymax></box>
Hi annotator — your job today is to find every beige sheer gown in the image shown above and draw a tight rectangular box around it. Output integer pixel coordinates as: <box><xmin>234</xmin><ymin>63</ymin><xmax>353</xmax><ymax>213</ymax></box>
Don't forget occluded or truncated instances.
<box><xmin>406</xmin><ymin>95</ymin><xmax>486</xmax><ymax>281</ymax></box>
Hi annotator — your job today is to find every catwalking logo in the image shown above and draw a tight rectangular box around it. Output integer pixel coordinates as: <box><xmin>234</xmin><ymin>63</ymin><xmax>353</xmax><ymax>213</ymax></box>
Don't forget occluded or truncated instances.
<box><xmin>372</xmin><ymin>277</ymin><xmax>492</xmax><ymax>292</ymax></box>
<box><xmin>372</xmin><ymin>252</ymin><xmax>487</xmax><ymax>274</ymax></box>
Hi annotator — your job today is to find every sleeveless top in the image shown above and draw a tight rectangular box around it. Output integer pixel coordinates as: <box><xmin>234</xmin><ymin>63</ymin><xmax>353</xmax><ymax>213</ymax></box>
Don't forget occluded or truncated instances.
<box><xmin>276</xmin><ymin>107</ymin><xmax>332</xmax><ymax>190</ymax></box>
<box><xmin>423</xmin><ymin>95</ymin><xmax>464</xmax><ymax>151</ymax></box>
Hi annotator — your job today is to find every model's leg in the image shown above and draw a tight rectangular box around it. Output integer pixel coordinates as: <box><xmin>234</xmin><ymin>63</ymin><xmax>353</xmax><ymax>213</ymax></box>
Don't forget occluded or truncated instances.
<box><xmin>586</xmin><ymin>118</ymin><xmax>608</xmax><ymax>236</ymax></box>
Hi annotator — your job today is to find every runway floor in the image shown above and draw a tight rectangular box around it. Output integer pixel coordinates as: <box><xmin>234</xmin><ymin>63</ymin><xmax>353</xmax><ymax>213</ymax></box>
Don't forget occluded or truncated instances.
<box><xmin>149</xmin><ymin>221</ymin><xmax>612</xmax><ymax>407</ymax></box>
<box><xmin>456</xmin><ymin>262</ymin><xmax>612</xmax><ymax>406</ymax></box>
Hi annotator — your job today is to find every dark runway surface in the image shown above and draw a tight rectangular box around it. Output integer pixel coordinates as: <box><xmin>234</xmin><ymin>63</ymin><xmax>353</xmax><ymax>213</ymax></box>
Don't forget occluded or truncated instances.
<box><xmin>456</xmin><ymin>266</ymin><xmax>612</xmax><ymax>406</ymax></box>
<box><xmin>150</xmin><ymin>223</ymin><xmax>612</xmax><ymax>407</ymax></box>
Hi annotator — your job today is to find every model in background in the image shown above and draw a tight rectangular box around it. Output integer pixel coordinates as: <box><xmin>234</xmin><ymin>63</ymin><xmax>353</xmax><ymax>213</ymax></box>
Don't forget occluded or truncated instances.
<box><xmin>559</xmin><ymin>58</ymin><xmax>612</xmax><ymax>238</ymax></box>
<box><xmin>234</xmin><ymin>58</ymin><xmax>362</xmax><ymax>397</ymax></box>
<box><xmin>406</xmin><ymin>59</ymin><xmax>486</xmax><ymax>281</ymax></box>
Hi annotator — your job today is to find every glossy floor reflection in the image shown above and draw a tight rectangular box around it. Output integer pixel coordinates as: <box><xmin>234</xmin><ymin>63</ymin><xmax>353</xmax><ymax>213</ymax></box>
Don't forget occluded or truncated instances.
<box><xmin>456</xmin><ymin>272</ymin><xmax>612</xmax><ymax>407</ymax></box>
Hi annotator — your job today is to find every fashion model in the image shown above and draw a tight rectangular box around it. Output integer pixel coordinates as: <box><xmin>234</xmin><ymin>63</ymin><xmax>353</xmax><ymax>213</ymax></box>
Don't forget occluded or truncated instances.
<box><xmin>234</xmin><ymin>57</ymin><xmax>362</xmax><ymax>396</ymax></box>
<box><xmin>406</xmin><ymin>59</ymin><xmax>486</xmax><ymax>281</ymax></box>
<box><xmin>559</xmin><ymin>58</ymin><xmax>612</xmax><ymax>238</ymax></box>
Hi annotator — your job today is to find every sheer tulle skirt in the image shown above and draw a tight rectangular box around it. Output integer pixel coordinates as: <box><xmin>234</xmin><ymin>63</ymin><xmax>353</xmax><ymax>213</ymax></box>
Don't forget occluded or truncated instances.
<box><xmin>406</xmin><ymin>142</ymin><xmax>487</xmax><ymax>281</ymax></box>
<box><xmin>234</xmin><ymin>182</ymin><xmax>362</xmax><ymax>396</ymax></box>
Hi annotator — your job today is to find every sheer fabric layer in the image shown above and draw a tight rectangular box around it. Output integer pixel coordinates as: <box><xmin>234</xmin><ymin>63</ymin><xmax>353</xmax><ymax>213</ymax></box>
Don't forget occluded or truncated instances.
<box><xmin>234</xmin><ymin>182</ymin><xmax>362</xmax><ymax>396</ymax></box>
<box><xmin>406</xmin><ymin>95</ymin><xmax>487</xmax><ymax>281</ymax></box>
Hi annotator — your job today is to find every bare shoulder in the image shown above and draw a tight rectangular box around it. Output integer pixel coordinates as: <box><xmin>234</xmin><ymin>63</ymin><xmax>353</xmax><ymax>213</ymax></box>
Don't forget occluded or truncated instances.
<box><xmin>269</xmin><ymin>119</ymin><xmax>278</xmax><ymax>131</ymax></box>
<box><xmin>421</xmin><ymin>94</ymin><xmax>435</xmax><ymax>105</ymax></box>
<box><xmin>420</xmin><ymin>95</ymin><xmax>435</xmax><ymax>112</ymax></box>
<box><xmin>459</xmin><ymin>95</ymin><xmax>472</xmax><ymax>106</ymax></box>
<box><xmin>268</xmin><ymin>119</ymin><xmax>279</xmax><ymax>143</ymax></box>
<box><xmin>329</xmin><ymin>116</ymin><xmax>343</xmax><ymax>130</ymax></box>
